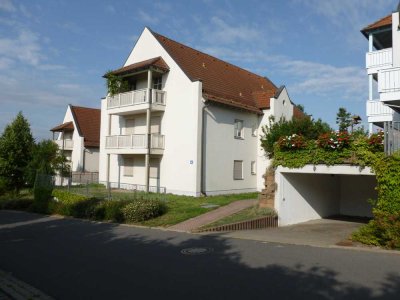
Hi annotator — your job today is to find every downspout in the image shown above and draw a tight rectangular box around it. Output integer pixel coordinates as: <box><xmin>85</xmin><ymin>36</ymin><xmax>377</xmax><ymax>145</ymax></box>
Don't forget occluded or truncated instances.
<box><xmin>200</xmin><ymin>102</ymin><xmax>209</xmax><ymax>196</ymax></box>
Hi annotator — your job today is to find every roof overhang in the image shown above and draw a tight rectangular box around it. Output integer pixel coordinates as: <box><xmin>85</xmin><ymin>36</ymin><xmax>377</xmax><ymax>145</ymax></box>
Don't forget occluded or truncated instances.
<box><xmin>50</xmin><ymin>121</ymin><xmax>74</xmax><ymax>132</ymax></box>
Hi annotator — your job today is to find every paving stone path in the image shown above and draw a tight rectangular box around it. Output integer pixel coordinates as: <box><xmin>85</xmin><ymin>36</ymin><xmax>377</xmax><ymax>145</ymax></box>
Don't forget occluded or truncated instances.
<box><xmin>169</xmin><ymin>199</ymin><xmax>258</xmax><ymax>232</ymax></box>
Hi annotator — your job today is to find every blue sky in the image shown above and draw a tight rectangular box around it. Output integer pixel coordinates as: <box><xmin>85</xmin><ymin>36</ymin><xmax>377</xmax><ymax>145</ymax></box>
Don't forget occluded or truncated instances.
<box><xmin>0</xmin><ymin>0</ymin><xmax>398</xmax><ymax>140</ymax></box>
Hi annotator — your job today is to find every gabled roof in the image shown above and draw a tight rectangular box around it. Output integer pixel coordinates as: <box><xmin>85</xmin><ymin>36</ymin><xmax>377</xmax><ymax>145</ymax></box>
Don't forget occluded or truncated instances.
<box><xmin>50</xmin><ymin>121</ymin><xmax>74</xmax><ymax>132</ymax></box>
<box><xmin>361</xmin><ymin>14</ymin><xmax>392</xmax><ymax>36</ymax></box>
<box><xmin>70</xmin><ymin>105</ymin><xmax>101</xmax><ymax>147</ymax></box>
<box><xmin>106</xmin><ymin>56</ymin><xmax>169</xmax><ymax>77</ymax></box>
<box><xmin>150</xmin><ymin>29</ymin><xmax>278</xmax><ymax>113</ymax></box>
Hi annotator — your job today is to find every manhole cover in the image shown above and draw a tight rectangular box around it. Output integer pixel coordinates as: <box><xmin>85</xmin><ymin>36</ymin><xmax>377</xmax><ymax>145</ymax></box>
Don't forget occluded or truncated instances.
<box><xmin>181</xmin><ymin>247</ymin><xmax>213</xmax><ymax>255</ymax></box>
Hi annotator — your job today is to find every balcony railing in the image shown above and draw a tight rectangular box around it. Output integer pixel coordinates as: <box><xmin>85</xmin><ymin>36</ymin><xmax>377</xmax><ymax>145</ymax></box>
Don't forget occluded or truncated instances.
<box><xmin>366</xmin><ymin>100</ymin><xmax>393</xmax><ymax>117</ymax></box>
<box><xmin>107</xmin><ymin>89</ymin><xmax>166</xmax><ymax>109</ymax></box>
<box><xmin>55</xmin><ymin>139</ymin><xmax>73</xmax><ymax>150</ymax></box>
<box><xmin>379</xmin><ymin>67</ymin><xmax>400</xmax><ymax>94</ymax></box>
<box><xmin>366</xmin><ymin>48</ymin><xmax>393</xmax><ymax>69</ymax></box>
<box><xmin>105</xmin><ymin>134</ymin><xmax>164</xmax><ymax>150</ymax></box>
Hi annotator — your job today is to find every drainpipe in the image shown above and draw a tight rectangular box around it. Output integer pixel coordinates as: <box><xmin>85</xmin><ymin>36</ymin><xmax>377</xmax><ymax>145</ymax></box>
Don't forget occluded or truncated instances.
<box><xmin>200</xmin><ymin>102</ymin><xmax>209</xmax><ymax>196</ymax></box>
<box><xmin>145</xmin><ymin>69</ymin><xmax>153</xmax><ymax>192</ymax></box>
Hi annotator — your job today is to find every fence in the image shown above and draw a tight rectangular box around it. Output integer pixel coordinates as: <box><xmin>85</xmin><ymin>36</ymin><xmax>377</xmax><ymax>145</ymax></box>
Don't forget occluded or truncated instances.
<box><xmin>384</xmin><ymin>121</ymin><xmax>400</xmax><ymax>155</ymax></box>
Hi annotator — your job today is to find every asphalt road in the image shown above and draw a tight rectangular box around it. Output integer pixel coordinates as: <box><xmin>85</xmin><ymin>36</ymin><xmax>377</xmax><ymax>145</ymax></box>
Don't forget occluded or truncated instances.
<box><xmin>0</xmin><ymin>210</ymin><xmax>399</xmax><ymax>300</ymax></box>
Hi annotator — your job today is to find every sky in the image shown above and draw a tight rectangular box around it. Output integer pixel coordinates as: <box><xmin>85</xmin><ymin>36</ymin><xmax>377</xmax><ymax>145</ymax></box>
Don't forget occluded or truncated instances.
<box><xmin>0</xmin><ymin>0</ymin><xmax>398</xmax><ymax>140</ymax></box>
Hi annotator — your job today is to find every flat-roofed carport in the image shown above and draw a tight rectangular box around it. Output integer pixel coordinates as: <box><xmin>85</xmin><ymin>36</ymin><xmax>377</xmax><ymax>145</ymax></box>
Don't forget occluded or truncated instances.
<box><xmin>275</xmin><ymin>165</ymin><xmax>377</xmax><ymax>226</ymax></box>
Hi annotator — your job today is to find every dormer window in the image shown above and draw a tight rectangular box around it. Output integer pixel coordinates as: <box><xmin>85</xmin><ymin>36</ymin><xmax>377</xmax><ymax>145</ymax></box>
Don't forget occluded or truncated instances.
<box><xmin>153</xmin><ymin>77</ymin><xmax>162</xmax><ymax>90</ymax></box>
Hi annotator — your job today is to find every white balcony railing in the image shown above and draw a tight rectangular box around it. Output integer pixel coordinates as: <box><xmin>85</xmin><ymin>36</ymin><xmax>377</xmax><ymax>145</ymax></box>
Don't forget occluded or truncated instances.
<box><xmin>105</xmin><ymin>134</ymin><xmax>165</xmax><ymax>150</ymax></box>
<box><xmin>366</xmin><ymin>100</ymin><xmax>393</xmax><ymax>117</ymax></box>
<box><xmin>366</xmin><ymin>48</ymin><xmax>393</xmax><ymax>69</ymax></box>
<box><xmin>55</xmin><ymin>139</ymin><xmax>73</xmax><ymax>150</ymax></box>
<box><xmin>107</xmin><ymin>89</ymin><xmax>166</xmax><ymax>109</ymax></box>
<box><xmin>378</xmin><ymin>67</ymin><xmax>400</xmax><ymax>94</ymax></box>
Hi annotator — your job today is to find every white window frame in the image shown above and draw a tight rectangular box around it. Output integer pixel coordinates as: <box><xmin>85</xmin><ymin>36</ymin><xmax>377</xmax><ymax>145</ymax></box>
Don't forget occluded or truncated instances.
<box><xmin>251</xmin><ymin>161</ymin><xmax>256</xmax><ymax>175</ymax></box>
<box><xmin>153</xmin><ymin>77</ymin><xmax>162</xmax><ymax>90</ymax></box>
<box><xmin>233</xmin><ymin>160</ymin><xmax>243</xmax><ymax>180</ymax></box>
<box><xmin>234</xmin><ymin>119</ymin><xmax>244</xmax><ymax>139</ymax></box>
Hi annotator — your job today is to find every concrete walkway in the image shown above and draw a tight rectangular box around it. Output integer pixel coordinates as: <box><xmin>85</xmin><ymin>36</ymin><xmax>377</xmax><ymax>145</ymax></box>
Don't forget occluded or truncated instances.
<box><xmin>169</xmin><ymin>199</ymin><xmax>258</xmax><ymax>232</ymax></box>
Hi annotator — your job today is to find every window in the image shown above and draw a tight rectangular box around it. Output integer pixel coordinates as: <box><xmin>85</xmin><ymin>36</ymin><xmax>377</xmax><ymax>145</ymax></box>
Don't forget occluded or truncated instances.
<box><xmin>153</xmin><ymin>77</ymin><xmax>162</xmax><ymax>90</ymax></box>
<box><xmin>123</xmin><ymin>157</ymin><xmax>134</xmax><ymax>177</ymax></box>
<box><xmin>150</xmin><ymin>158</ymin><xmax>160</xmax><ymax>179</ymax></box>
<box><xmin>125</xmin><ymin>118</ymin><xmax>135</xmax><ymax>135</ymax></box>
<box><xmin>233</xmin><ymin>160</ymin><xmax>243</xmax><ymax>180</ymax></box>
<box><xmin>234</xmin><ymin>119</ymin><xmax>244</xmax><ymax>139</ymax></box>
<box><xmin>251</xmin><ymin>161</ymin><xmax>256</xmax><ymax>175</ymax></box>
<box><xmin>252</xmin><ymin>123</ymin><xmax>257</xmax><ymax>137</ymax></box>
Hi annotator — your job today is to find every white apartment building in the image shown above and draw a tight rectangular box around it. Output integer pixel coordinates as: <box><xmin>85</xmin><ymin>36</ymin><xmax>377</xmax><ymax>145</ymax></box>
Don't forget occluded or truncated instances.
<box><xmin>99</xmin><ymin>28</ymin><xmax>303</xmax><ymax>196</ymax></box>
<box><xmin>51</xmin><ymin>105</ymin><xmax>101</xmax><ymax>173</ymax></box>
<box><xmin>363</xmin><ymin>6</ymin><xmax>400</xmax><ymax>131</ymax></box>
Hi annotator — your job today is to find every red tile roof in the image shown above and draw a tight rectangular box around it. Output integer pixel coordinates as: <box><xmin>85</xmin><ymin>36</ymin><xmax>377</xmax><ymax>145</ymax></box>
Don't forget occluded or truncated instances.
<box><xmin>70</xmin><ymin>106</ymin><xmax>101</xmax><ymax>147</ymax></box>
<box><xmin>361</xmin><ymin>14</ymin><xmax>392</xmax><ymax>35</ymax></box>
<box><xmin>150</xmin><ymin>30</ymin><xmax>278</xmax><ymax>113</ymax></box>
<box><xmin>50</xmin><ymin>121</ymin><xmax>74</xmax><ymax>132</ymax></box>
<box><xmin>293</xmin><ymin>105</ymin><xmax>307</xmax><ymax>120</ymax></box>
<box><xmin>107</xmin><ymin>56</ymin><xmax>169</xmax><ymax>77</ymax></box>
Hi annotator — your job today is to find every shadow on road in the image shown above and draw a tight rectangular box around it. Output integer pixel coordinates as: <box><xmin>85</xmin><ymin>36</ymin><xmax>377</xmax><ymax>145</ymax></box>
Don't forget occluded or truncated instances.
<box><xmin>0</xmin><ymin>211</ymin><xmax>399</xmax><ymax>299</ymax></box>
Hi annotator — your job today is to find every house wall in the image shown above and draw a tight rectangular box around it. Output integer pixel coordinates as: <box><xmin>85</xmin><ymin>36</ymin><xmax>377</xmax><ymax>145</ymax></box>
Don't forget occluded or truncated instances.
<box><xmin>256</xmin><ymin>88</ymin><xmax>294</xmax><ymax>191</ymax></box>
<box><xmin>275</xmin><ymin>165</ymin><xmax>376</xmax><ymax>226</ymax></box>
<box><xmin>203</xmin><ymin>104</ymin><xmax>259</xmax><ymax>195</ymax></box>
<box><xmin>99</xmin><ymin>28</ymin><xmax>203</xmax><ymax>196</ymax></box>
<box><xmin>84</xmin><ymin>147</ymin><xmax>99</xmax><ymax>172</ymax></box>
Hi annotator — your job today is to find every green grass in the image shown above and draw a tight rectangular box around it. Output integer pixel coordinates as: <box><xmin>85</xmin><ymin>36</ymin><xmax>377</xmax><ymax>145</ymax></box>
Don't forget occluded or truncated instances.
<box><xmin>199</xmin><ymin>205</ymin><xmax>276</xmax><ymax>230</ymax></box>
<box><xmin>140</xmin><ymin>192</ymin><xmax>258</xmax><ymax>227</ymax></box>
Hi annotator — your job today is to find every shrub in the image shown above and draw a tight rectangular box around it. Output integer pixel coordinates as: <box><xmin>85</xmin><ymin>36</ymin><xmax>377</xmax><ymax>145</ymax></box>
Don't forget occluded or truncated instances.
<box><xmin>0</xmin><ymin>178</ymin><xmax>7</xmax><ymax>196</ymax></box>
<box><xmin>51</xmin><ymin>189</ymin><xmax>99</xmax><ymax>218</ymax></box>
<box><xmin>368</xmin><ymin>131</ymin><xmax>384</xmax><ymax>152</ymax></box>
<box><xmin>317</xmin><ymin>131</ymin><xmax>350</xmax><ymax>150</ymax></box>
<box><xmin>122</xmin><ymin>199</ymin><xmax>167</xmax><ymax>223</ymax></box>
<box><xmin>92</xmin><ymin>200</ymin><xmax>128</xmax><ymax>222</ymax></box>
<box><xmin>277</xmin><ymin>134</ymin><xmax>307</xmax><ymax>150</ymax></box>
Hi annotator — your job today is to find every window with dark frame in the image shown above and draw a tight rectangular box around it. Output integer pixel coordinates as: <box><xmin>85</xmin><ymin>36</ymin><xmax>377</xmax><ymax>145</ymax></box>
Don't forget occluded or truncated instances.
<box><xmin>233</xmin><ymin>160</ymin><xmax>243</xmax><ymax>180</ymax></box>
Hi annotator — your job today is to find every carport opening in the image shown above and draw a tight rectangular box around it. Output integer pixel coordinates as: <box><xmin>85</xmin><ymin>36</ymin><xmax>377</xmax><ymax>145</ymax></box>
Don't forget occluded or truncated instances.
<box><xmin>279</xmin><ymin>172</ymin><xmax>377</xmax><ymax>226</ymax></box>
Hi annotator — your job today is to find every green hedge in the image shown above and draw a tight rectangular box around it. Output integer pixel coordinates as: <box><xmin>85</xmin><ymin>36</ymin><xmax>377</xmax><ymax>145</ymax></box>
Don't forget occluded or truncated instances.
<box><xmin>92</xmin><ymin>200</ymin><xmax>128</xmax><ymax>222</ymax></box>
<box><xmin>122</xmin><ymin>199</ymin><xmax>167</xmax><ymax>222</ymax></box>
<box><xmin>0</xmin><ymin>198</ymin><xmax>34</xmax><ymax>211</ymax></box>
<box><xmin>51</xmin><ymin>190</ymin><xmax>100</xmax><ymax>218</ymax></box>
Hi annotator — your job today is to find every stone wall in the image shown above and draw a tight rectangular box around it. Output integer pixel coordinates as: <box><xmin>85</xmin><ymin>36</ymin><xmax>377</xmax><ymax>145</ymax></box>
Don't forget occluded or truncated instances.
<box><xmin>258</xmin><ymin>168</ymin><xmax>275</xmax><ymax>208</ymax></box>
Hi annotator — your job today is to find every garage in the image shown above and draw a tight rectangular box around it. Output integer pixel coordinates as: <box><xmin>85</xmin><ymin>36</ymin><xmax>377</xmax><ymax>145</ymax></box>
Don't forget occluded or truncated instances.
<box><xmin>275</xmin><ymin>165</ymin><xmax>377</xmax><ymax>226</ymax></box>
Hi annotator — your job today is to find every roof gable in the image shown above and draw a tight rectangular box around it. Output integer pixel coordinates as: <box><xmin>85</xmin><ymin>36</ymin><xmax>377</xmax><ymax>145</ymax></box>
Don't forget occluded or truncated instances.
<box><xmin>70</xmin><ymin>105</ymin><xmax>101</xmax><ymax>147</ymax></box>
<box><xmin>150</xmin><ymin>30</ymin><xmax>277</xmax><ymax>113</ymax></box>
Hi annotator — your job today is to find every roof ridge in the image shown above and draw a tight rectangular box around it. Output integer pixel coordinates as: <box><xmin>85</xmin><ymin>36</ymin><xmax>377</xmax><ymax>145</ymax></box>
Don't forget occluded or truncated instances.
<box><xmin>150</xmin><ymin>29</ymin><xmax>277</xmax><ymax>88</ymax></box>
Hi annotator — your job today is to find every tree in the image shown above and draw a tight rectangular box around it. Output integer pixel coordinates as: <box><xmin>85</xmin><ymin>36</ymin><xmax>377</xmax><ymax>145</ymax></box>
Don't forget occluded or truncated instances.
<box><xmin>0</xmin><ymin>112</ymin><xmax>35</xmax><ymax>193</ymax></box>
<box><xmin>336</xmin><ymin>107</ymin><xmax>352</xmax><ymax>132</ymax></box>
<box><xmin>261</xmin><ymin>116</ymin><xmax>331</xmax><ymax>157</ymax></box>
<box><xmin>26</xmin><ymin>140</ymin><xmax>71</xmax><ymax>186</ymax></box>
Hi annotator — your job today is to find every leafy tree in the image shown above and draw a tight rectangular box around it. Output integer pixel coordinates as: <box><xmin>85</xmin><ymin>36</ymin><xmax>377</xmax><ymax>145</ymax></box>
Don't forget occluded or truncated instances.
<box><xmin>261</xmin><ymin>116</ymin><xmax>331</xmax><ymax>157</ymax></box>
<box><xmin>26</xmin><ymin>140</ymin><xmax>71</xmax><ymax>186</ymax></box>
<box><xmin>336</xmin><ymin>107</ymin><xmax>352</xmax><ymax>132</ymax></box>
<box><xmin>0</xmin><ymin>112</ymin><xmax>35</xmax><ymax>193</ymax></box>
<box><xmin>296</xmin><ymin>104</ymin><xmax>305</xmax><ymax>113</ymax></box>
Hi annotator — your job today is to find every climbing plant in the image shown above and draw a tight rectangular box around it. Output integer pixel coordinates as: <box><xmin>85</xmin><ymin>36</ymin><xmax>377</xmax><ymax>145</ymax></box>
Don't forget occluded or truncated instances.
<box><xmin>105</xmin><ymin>71</ymin><xmax>130</xmax><ymax>96</ymax></box>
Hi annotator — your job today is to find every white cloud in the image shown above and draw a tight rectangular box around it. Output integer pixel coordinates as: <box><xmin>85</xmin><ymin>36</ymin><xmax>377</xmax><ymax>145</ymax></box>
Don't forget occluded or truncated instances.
<box><xmin>0</xmin><ymin>29</ymin><xmax>42</xmax><ymax>66</ymax></box>
<box><xmin>0</xmin><ymin>0</ymin><xmax>16</xmax><ymax>12</ymax></box>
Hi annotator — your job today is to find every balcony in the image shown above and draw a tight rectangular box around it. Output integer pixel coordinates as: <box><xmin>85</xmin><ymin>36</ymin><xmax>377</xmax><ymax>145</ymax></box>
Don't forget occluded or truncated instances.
<box><xmin>378</xmin><ymin>67</ymin><xmax>400</xmax><ymax>104</ymax></box>
<box><xmin>105</xmin><ymin>134</ymin><xmax>165</xmax><ymax>154</ymax></box>
<box><xmin>366</xmin><ymin>100</ymin><xmax>395</xmax><ymax>123</ymax></box>
<box><xmin>106</xmin><ymin>89</ymin><xmax>166</xmax><ymax>115</ymax></box>
<box><xmin>55</xmin><ymin>139</ymin><xmax>73</xmax><ymax>150</ymax></box>
<box><xmin>366</xmin><ymin>48</ymin><xmax>393</xmax><ymax>74</ymax></box>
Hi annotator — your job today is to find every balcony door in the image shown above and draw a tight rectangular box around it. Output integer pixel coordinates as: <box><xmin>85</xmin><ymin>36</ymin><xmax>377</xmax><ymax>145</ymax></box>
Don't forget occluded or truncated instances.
<box><xmin>151</xmin><ymin>116</ymin><xmax>161</xmax><ymax>134</ymax></box>
<box><xmin>125</xmin><ymin>118</ymin><xmax>135</xmax><ymax>135</ymax></box>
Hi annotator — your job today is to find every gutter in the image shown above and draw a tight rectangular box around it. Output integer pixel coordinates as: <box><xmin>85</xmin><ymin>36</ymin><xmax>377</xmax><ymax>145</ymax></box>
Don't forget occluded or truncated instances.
<box><xmin>200</xmin><ymin>102</ymin><xmax>209</xmax><ymax>196</ymax></box>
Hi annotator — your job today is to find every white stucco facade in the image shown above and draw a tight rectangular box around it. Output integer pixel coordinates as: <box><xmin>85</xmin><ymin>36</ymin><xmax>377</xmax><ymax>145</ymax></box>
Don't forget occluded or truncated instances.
<box><xmin>54</xmin><ymin>105</ymin><xmax>99</xmax><ymax>173</ymax></box>
<box><xmin>275</xmin><ymin>165</ymin><xmax>376</xmax><ymax>226</ymax></box>
<box><xmin>99</xmin><ymin>28</ymin><xmax>296</xmax><ymax>196</ymax></box>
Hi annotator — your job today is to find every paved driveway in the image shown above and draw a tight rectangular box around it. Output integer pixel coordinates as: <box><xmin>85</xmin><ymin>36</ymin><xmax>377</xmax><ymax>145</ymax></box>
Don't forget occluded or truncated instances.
<box><xmin>0</xmin><ymin>211</ymin><xmax>399</xmax><ymax>300</ymax></box>
<box><xmin>220</xmin><ymin>218</ymin><xmax>367</xmax><ymax>247</ymax></box>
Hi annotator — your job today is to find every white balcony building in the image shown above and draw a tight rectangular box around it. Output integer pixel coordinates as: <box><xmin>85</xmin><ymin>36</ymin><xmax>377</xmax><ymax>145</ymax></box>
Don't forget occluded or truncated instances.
<box><xmin>99</xmin><ymin>28</ymin><xmax>305</xmax><ymax>196</ymax></box>
<box><xmin>362</xmin><ymin>8</ymin><xmax>400</xmax><ymax>130</ymax></box>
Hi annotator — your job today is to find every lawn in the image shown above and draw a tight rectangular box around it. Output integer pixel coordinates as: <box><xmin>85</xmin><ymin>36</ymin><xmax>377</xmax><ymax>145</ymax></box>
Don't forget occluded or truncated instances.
<box><xmin>141</xmin><ymin>192</ymin><xmax>259</xmax><ymax>227</ymax></box>
<box><xmin>199</xmin><ymin>205</ymin><xmax>276</xmax><ymax>230</ymax></box>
